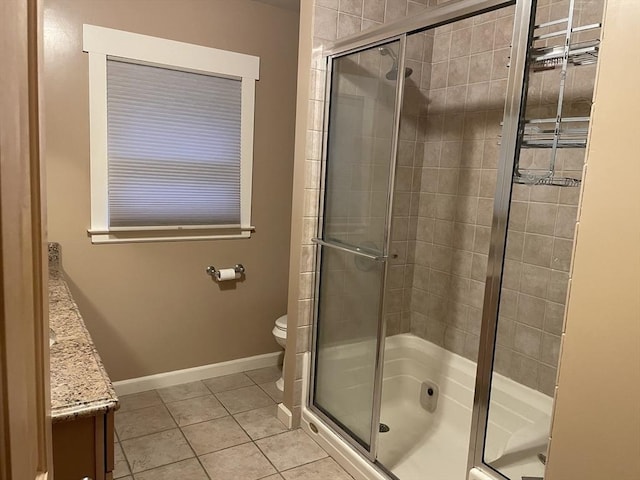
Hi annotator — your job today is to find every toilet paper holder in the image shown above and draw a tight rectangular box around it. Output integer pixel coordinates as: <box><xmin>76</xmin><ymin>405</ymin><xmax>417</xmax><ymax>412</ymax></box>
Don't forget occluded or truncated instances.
<box><xmin>206</xmin><ymin>264</ymin><xmax>245</xmax><ymax>281</ymax></box>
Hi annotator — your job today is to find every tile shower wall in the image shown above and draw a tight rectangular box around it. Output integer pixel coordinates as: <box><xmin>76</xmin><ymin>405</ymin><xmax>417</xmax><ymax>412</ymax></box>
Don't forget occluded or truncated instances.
<box><xmin>405</xmin><ymin>0</ymin><xmax>600</xmax><ymax>396</ymax></box>
<box><xmin>406</xmin><ymin>6</ymin><xmax>514</xmax><ymax>366</ymax></box>
<box><xmin>297</xmin><ymin>0</ymin><xmax>601</xmax><ymax>421</ymax></box>
<box><xmin>493</xmin><ymin>0</ymin><xmax>603</xmax><ymax>395</ymax></box>
<box><xmin>383</xmin><ymin>29</ymin><xmax>433</xmax><ymax>337</ymax></box>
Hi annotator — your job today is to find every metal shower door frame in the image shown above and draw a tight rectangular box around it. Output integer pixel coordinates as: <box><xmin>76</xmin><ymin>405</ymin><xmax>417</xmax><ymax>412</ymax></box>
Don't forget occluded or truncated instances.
<box><xmin>307</xmin><ymin>0</ymin><xmax>536</xmax><ymax>477</ymax></box>
<box><xmin>308</xmin><ymin>33</ymin><xmax>408</xmax><ymax>463</ymax></box>
<box><xmin>468</xmin><ymin>0</ymin><xmax>537</xmax><ymax>478</ymax></box>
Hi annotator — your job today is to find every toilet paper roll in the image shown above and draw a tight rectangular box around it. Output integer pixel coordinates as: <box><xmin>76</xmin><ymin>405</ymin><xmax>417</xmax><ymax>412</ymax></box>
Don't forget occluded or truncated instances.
<box><xmin>216</xmin><ymin>268</ymin><xmax>240</xmax><ymax>281</ymax></box>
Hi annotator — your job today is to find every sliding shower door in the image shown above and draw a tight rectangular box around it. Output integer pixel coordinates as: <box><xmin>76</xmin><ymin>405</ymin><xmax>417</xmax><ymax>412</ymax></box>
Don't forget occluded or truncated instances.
<box><xmin>311</xmin><ymin>38</ymin><xmax>405</xmax><ymax>459</ymax></box>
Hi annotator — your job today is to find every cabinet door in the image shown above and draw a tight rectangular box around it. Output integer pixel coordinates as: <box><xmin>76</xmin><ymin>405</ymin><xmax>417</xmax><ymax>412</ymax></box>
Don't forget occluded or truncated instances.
<box><xmin>53</xmin><ymin>418</ymin><xmax>98</xmax><ymax>480</ymax></box>
<box><xmin>52</xmin><ymin>413</ymin><xmax>112</xmax><ymax>480</ymax></box>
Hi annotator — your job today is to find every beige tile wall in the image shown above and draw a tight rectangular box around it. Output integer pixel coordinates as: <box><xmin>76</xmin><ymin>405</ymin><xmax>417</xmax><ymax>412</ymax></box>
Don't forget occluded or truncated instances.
<box><xmin>492</xmin><ymin>0</ymin><xmax>602</xmax><ymax>394</ymax></box>
<box><xmin>404</xmin><ymin>1</ymin><xmax>602</xmax><ymax>396</ymax></box>
<box><xmin>295</xmin><ymin>0</ymin><xmax>602</xmax><ymax>421</ymax></box>
<box><xmin>407</xmin><ymin>6</ymin><xmax>514</xmax><ymax>367</ymax></box>
<box><xmin>383</xmin><ymin>30</ymin><xmax>433</xmax><ymax>337</ymax></box>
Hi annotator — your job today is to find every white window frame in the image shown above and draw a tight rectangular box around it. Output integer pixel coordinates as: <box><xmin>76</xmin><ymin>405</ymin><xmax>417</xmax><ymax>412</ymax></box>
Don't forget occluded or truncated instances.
<box><xmin>83</xmin><ymin>25</ymin><xmax>259</xmax><ymax>244</ymax></box>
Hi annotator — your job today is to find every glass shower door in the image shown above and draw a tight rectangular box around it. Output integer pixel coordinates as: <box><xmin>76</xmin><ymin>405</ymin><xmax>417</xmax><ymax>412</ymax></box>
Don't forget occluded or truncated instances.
<box><xmin>311</xmin><ymin>39</ymin><xmax>404</xmax><ymax>458</ymax></box>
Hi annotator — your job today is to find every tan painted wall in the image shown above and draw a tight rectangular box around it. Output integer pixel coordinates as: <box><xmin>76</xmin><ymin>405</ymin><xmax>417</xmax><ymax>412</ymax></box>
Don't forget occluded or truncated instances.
<box><xmin>43</xmin><ymin>0</ymin><xmax>299</xmax><ymax>381</ymax></box>
<box><xmin>546</xmin><ymin>1</ymin><xmax>640</xmax><ymax>478</ymax></box>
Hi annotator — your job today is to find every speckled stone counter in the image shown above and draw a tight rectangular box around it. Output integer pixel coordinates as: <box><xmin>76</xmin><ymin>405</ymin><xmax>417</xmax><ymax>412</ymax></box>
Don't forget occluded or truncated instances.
<box><xmin>49</xmin><ymin>243</ymin><xmax>119</xmax><ymax>423</ymax></box>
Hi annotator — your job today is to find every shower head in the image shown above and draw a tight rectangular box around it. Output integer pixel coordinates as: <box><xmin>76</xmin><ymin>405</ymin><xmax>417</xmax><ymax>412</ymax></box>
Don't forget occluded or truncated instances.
<box><xmin>378</xmin><ymin>46</ymin><xmax>413</xmax><ymax>80</ymax></box>
<box><xmin>385</xmin><ymin>65</ymin><xmax>414</xmax><ymax>80</ymax></box>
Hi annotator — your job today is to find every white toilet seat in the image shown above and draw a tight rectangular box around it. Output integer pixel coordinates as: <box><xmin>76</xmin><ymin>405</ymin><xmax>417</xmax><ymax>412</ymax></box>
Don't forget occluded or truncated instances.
<box><xmin>272</xmin><ymin>325</ymin><xmax>286</xmax><ymax>340</ymax></box>
<box><xmin>275</xmin><ymin>314</ymin><xmax>287</xmax><ymax>331</ymax></box>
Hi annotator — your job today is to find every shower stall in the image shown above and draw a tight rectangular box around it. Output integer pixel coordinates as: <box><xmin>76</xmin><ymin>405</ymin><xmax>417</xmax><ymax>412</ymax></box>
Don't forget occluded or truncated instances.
<box><xmin>304</xmin><ymin>0</ymin><xmax>603</xmax><ymax>479</ymax></box>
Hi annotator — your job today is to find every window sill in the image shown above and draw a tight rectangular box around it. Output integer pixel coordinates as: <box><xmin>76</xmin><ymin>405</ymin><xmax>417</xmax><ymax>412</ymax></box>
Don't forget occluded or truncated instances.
<box><xmin>88</xmin><ymin>226</ymin><xmax>254</xmax><ymax>244</ymax></box>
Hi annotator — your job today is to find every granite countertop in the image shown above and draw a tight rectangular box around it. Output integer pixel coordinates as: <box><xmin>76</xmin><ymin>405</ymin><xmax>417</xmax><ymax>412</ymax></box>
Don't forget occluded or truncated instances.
<box><xmin>49</xmin><ymin>243</ymin><xmax>119</xmax><ymax>423</ymax></box>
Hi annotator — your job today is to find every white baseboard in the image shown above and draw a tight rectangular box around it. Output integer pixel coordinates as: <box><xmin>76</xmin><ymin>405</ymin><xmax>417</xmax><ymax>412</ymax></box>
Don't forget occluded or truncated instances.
<box><xmin>277</xmin><ymin>403</ymin><xmax>293</xmax><ymax>429</ymax></box>
<box><xmin>113</xmin><ymin>351</ymin><xmax>281</xmax><ymax>396</ymax></box>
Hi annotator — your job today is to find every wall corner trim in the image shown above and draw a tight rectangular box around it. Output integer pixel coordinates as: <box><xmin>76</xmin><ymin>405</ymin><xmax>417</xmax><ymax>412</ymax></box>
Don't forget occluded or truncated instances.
<box><xmin>112</xmin><ymin>351</ymin><xmax>280</xmax><ymax>396</ymax></box>
<box><xmin>277</xmin><ymin>402</ymin><xmax>294</xmax><ymax>429</ymax></box>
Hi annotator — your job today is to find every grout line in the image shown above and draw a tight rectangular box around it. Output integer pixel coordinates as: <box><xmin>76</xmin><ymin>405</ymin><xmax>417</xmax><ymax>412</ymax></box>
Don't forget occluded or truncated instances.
<box><xmin>173</xmin><ymin>410</ymin><xmax>232</xmax><ymax>429</ymax></box>
<box><xmin>176</xmin><ymin>421</ymin><xmax>213</xmax><ymax>480</ymax></box>
<box><xmin>202</xmin><ymin>375</ymin><xmax>258</xmax><ymax>396</ymax></box>
<box><xmin>253</xmin><ymin>437</ymin><xmax>284</xmax><ymax>474</ymax></box>
<box><xmin>118</xmin><ymin>424</ymin><xmax>179</xmax><ymax>443</ymax></box>
<box><xmin>276</xmin><ymin>455</ymin><xmax>335</xmax><ymax>475</ymax></box>
<box><xmin>120</xmin><ymin>392</ymin><xmax>279</xmax><ymax>438</ymax></box>
<box><xmin>256</xmin><ymin>382</ymin><xmax>284</xmax><ymax>403</ymax></box>
<box><xmin>231</xmin><ymin>405</ymin><xmax>262</xmax><ymax>441</ymax></box>
<box><xmin>127</xmin><ymin>454</ymin><xmax>199</xmax><ymax>479</ymax></box>
<box><xmin>165</xmin><ymin>400</ymin><xmax>231</xmax><ymax>429</ymax></box>
<box><xmin>159</xmin><ymin>392</ymin><xmax>212</xmax><ymax>405</ymax></box>
<box><xmin>194</xmin><ymin>456</ymin><xmax>214</xmax><ymax>480</ymax></box>
<box><xmin>114</xmin><ymin>440</ymin><xmax>134</xmax><ymax>480</ymax></box>
<box><xmin>232</xmin><ymin>412</ymin><xmax>288</xmax><ymax>441</ymax></box>
<box><xmin>253</xmin><ymin>429</ymin><xmax>332</xmax><ymax>474</ymax></box>
<box><xmin>117</xmin><ymin>369</ymin><xmax>302</xmax><ymax>477</ymax></box>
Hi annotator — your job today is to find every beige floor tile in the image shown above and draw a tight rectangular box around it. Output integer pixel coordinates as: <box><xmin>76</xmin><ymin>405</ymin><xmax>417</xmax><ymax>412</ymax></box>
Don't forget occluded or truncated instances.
<box><xmin>157</xmin><ymin>381</ymin><xmax>210</xmax><ymax>403</ymax></box>
<box><xmin>255</xmin><ymin>429</ymin><xmax>327</xmax><ymax>471</ymax></box>
<box><xmin>117</xmin><ymin>390</ymin><xmax>163</xmax><ymax>412</ymax></box>
<box><xmin>260</xmin><ymin>475</ymin><xmax>284</xmax><ymax>479</ymax></box>
<box><xmin>182</xmin><ymin>416</ymin><xmax>250</xmax><ymax>455</ymax></box>
<box><xmin>245</xmin><ymin>366</ymin><xmax>282</xmax><ymax>384</ymax></box>
<box><xmin>199</xmin><ymin>442</ymin><xmax>276</xmax><ymax>480</ymax></box>
<box><xmin>215</xmin><ymin>385</ymin><xmax>274</xmax><ymax>414</ymax></box>
<box><xmin>120</xmin><ymin>428</ymin><xmax>193</xmax><ymax>473</ymax></box>
<box><xmin>165</xmin><ymin>394</ymin><xmax>228</xmax><ymax>426</ymax></box>
<box><xmin>113</xmin><ymin>442</ymin><xmax>130</xmax><ymax>479</ymax></box>
<box><xmin>115</xmin><ymin>404</ymin><xmax>176</xmax><ymax>440</ymax></box>
<box><xmin>281</xmin><ymin>457</ymin><xmax>353</xmax><ymax>479</ymax></box>
<box><xmin>203</xmin><ymin>373</ymin><xmax>254</xmax><ymax>393</ymax></box>
<box><xmin>134</xmin><ymin>458</ymin><xmax>208</xmax><ymax>480</ymax></box>
<box><xmin>259</xmin><ymin>382</ymin><xmax>283</xmax><ymax>403</ymax></box>
<box><xmin>233</xmin><ymin>405</ymin><xmax>287</xmax><ymax>440</ymax></box>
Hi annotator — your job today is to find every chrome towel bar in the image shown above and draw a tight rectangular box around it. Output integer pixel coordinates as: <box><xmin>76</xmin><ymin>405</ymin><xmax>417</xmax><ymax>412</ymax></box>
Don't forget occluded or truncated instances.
<box><xmin>311</xmin><ymin>238</ymin><xmax>387</xmax><ymax>262</ymax></box>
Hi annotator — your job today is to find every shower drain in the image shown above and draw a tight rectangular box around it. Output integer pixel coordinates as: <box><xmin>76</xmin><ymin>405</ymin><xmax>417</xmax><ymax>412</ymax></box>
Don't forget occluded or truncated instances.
<box><xmin>379</xmin><ymin>423</ymin><xmax>390</xmax><ymax>433</ymax></box>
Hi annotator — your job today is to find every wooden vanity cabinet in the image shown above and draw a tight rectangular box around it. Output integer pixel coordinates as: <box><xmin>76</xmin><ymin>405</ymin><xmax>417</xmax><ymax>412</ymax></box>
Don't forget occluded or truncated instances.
<box><xmin>52</xmin><ymin>410</ymin><xmax>114</xmax><ymax>480</ymax></box>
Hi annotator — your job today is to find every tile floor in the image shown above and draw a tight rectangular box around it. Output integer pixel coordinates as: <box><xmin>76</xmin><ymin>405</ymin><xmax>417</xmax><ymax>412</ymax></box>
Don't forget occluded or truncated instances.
<box><xmin>114</xmin><ymin>366</ymin><xmax>353</xmax><ymax>480</ymax></box>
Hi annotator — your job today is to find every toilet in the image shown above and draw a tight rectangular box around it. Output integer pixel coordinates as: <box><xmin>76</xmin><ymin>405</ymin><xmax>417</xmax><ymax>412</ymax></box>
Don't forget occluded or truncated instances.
<box><xmin>272</xmin><ymin>314</ymin><xmax>287</xmax><ymax>392</ymax></box>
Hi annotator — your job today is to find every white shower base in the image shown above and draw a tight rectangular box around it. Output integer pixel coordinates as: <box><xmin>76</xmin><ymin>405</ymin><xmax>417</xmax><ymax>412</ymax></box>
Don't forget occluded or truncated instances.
<box><xmin>302</xmin><ymin>333</ymin><xmax>553</xmax><ymax>480</ymax></box>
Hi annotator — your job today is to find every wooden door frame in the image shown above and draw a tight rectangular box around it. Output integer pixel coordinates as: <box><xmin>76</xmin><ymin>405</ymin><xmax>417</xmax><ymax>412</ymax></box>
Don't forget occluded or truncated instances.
<box><xmin>0</xmin><ymin>0</ymin><xmax>52</xmax><ymax>478</ymax></box>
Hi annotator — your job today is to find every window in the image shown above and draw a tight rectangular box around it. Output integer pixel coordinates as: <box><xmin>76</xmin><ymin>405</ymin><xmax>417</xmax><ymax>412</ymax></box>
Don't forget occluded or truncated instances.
<box><xmin>83</xmin><ymin>25</ymin><xmax>259</xmax><ymax>243</ymax></box>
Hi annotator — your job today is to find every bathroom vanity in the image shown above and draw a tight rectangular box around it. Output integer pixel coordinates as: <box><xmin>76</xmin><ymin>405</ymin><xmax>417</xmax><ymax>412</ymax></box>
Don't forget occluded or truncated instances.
<box><xmin>49</xmin><ymin>243</ymin><xmax>119</xmax><ymax>480</ymax></box>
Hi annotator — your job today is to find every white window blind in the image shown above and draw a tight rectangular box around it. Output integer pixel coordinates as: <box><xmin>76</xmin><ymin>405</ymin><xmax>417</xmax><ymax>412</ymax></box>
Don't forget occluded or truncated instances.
<box><xmin>106</xmin><ymin>59</ymin><xmax>242</xmax><ymax>227</ymax></box>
